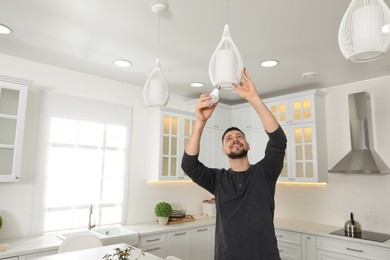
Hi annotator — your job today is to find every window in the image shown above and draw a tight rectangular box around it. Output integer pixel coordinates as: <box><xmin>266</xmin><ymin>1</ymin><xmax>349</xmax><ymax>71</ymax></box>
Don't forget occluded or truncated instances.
<box><xmin>34</xmin><ymin>93</ymin><xmax>131</xmax><ymax>232</ymax></box>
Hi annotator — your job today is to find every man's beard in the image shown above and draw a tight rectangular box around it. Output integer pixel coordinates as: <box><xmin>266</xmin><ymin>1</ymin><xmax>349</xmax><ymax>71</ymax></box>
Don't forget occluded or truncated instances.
<box><xmin>226</xmin><ymin>148</ymin><xmax>248</xmax><ymax>159</ymax></box>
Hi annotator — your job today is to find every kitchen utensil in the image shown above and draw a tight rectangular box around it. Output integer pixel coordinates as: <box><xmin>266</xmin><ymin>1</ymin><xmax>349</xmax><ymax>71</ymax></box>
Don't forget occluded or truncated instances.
<box><xmin>344</xmin><ymin>212</ymin><xmax>361</xmax><ymax>235</ymax></box>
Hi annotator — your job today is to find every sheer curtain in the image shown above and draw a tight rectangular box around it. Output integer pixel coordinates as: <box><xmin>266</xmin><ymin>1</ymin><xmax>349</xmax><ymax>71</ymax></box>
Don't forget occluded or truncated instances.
<box><xmin>32</xmin><ymin>92</ymin><xmax>132</xmax><ymax>233</ymax></box>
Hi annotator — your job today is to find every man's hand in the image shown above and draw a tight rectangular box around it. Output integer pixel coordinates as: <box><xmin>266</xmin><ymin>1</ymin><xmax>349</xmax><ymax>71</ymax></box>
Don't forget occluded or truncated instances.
<box><xmin>232</xmin><ymin>68</ymin><xmax>260</xmax><ymax>103</ymax></box>
<box><xmin>195</xmin><ymin>94</ymin><xmax>217</xmax><ymax>123</ymax></box>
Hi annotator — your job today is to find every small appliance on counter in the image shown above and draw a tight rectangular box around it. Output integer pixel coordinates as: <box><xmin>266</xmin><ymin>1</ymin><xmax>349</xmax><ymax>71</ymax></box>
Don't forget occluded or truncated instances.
<box><xmin>330</xmin><ymin>212</ymin><xmax>390</xmax><ymax>243</ymax></box>
<box><xmin>202</xmin><ymin>198</ymin><xmax>216</xmax><ymax>217</ymax></box>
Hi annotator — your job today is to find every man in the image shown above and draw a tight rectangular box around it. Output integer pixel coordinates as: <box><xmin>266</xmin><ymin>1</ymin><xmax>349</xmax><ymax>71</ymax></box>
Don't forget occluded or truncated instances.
<box><xmin>181</xmin><ymin>69</ymin><xmax>287</xmax><ymax>260</ymax></box>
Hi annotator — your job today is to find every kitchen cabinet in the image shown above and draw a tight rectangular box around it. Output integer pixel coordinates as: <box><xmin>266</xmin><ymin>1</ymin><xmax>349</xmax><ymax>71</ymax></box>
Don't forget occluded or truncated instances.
<box><xmin>275</xmin><ymin>229</ymin><xmax>302</xmax><ymax>260</ymax></box>
<box><xmin>18</xmin><ymin>250</ymin><xmax>57</xmax><ymax>260</ymax></box>
<box><xmin>186</xmin><ymin>89</ymin><xmax>328</xmax><ymax>183</ymax></box>
<box><xmin>242</xmin><ymin>128</ymin><xmax>269</xmax><ymax>165</ymax></box>
<box><xmin>167</xmin><ymin>230</ymin><xmax>191</xmax><ymax>260</ymax></box>
<box><xmin>146</xmin><ymin>108</ymin><xmax>196</xmax><ymax>180</ymax></box>
<box><xmin>0</xmin><ymin>77</ymin><xmax>29</xmax><ymax>182</ymax></box>
<box><xmin>138</xmin><ymin>233</ymin><xmax>167</xmax><ymax>259</ymax></box>
<box><xmin>317</xmin><ymin>236</ymin><xmax>390</xmax><ymax>260</ymax></box>
<box><xmin>186</xmin><ymin>100</ymin><xmax>231</xmax><ymax>130</ymax></box>
<box><xmin>190</xmin><ymin>225</ymin><xmax>215</xmax><ymax>260</ymax></box>
<box><xmin>0</xmin><ymin>258</ymin><xmax>18</xmax><ymax>260</ymax></box>
<box><xmin>199</xmin><ymin>128</ymin><xmax>228</xmax><ymax>169</ymax></box>
<box><xmin>151</xmin><ymin>224</ymin><xmax>215</xmax><ymax>260</ymax></box>
<box><xmin>317</xmin><ymin>250</ymin><xmax>366</xmax><ymax>260</ymax></box>
<box><xmin>265</xmin><ymin>90</ymin><xmax>328</xmax><ymax>183</ymax></box>
<box><xmin>231</xmin><ymin>104</ymin><xmax>263</xmax><ymax>130</ymax></box>
<box><xmin>301</xmin><ymin>234</ymin><xmax>316</xmax><ymax>260</ymax></box>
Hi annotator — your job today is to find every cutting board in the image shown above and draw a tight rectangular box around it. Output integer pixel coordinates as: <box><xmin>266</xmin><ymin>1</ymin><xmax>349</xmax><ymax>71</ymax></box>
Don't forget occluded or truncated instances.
<box><xmin>168</xmin><ymin>215</ymin><xmax>195</xmax><ymax>225</ymax></box>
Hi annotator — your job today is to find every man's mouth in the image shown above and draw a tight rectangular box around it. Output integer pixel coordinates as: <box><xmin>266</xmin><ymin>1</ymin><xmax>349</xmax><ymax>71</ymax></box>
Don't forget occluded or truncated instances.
<box><xmin>231</xmin><ymin>143</ymin><xmax>242</xmax><ymax>149</ymax></box>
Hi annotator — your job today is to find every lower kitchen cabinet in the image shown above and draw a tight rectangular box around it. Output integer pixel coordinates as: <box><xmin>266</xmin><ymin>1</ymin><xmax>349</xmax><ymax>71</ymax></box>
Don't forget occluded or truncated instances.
<box><xmin>278</xmin><ymin>241</ymin><xmax>302</xmax><ymax>260</ymax></box>
<box><xmin>138</xmin><ymin>233</ymin><xmax>167</xmax><ymax>259</ymax></box>
<box><xmin>190</xmin><ymin>225</ymin><xmax>215</xmax><ymax>260</ymax></box>
<box><xmin>317</xmin><ymin>250</ymin><xmax>366</xmax><ymax>260</ymax></box>
<box><xmin>275</xmin><ymin>229</ymin><xmax>302</xmax><ymax>260</ymax></box>
<box><xmin>317</xmin><ymin>236</ymin><xmax>390</xmax><ymax>260</ymax></box>
<box><xmin>167</xmin><ymin>230</ymin><xmax>191</xmax><ymax>260</ymax></box>
<box><xmin>301</xmin><ymin>234</ymin><xmax>316</xmax><ymax>260</ymax></box>
<box><xmin>165</xmin><ymin>225</ymin><xmax>215</xmax><ymax>260</ymax></box>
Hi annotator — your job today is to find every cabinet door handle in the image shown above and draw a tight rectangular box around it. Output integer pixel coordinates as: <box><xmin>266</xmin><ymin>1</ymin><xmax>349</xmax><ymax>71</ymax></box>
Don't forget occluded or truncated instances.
<box><xmin>197</xmin><ymin>228</ymin><xmax>208</xmax><ymax>232</ymax></box>
<box><xmin>174</xmin><ymin>232</ymin><xmax>186</xmax><ymax>236</ymax></box>
<box><xmin>146</xmin><ymin>238</ymin><xmax>160</xmax><ymax>242</ymax></box>
<box><xmin>144</xmin><ymin>247</ymin><xmax>160</xmax><ymax>252</ymax></box>
<box><xmin>346</xmin><ymin>247</ymin><xmax>363</xmax><ymax>253</ymax></box>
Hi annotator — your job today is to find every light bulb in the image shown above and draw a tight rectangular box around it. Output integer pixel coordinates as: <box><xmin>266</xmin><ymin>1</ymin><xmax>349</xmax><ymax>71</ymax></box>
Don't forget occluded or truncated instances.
<box><xmin>207</xmin><ymin>86</ymin><xmax>221</xmax><ymax>105</ymax></box>
<box><xmin>209</xmin><ymin>24</ymin><xmax>244</xmax><ymax>88</ymax></box>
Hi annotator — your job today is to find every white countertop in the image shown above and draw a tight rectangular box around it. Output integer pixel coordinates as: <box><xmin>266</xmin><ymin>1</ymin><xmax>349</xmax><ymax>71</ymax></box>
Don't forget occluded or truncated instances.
<box><xmin>29</xmin><ymin>243</ymin><xmax>162</xmax><ymax>260</ymax></box>
<box><xmin>123</xmin><ymin>215</ymin><xmax>216</xmax><ymax>236</ymax></box>
<box><xmin>1</xmin><ymin>216</ymin><xmax>390</xmax><ymax>259</ymax></box>
<box><xmin>274</xmin><ymin>218</ymin><xmax>390</xmax><ymax>248</ymax></box>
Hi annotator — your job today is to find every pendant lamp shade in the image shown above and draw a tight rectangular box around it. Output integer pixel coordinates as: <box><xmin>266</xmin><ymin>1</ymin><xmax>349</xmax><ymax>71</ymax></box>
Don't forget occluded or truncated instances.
<box><xmin>143</xmin><ymin>58</ymin><xmax>169</xmax><ymax>107</ymax></box>
<box><xmin>338</xmin><ymin>0</ymin><xmax>390</xmax><ymax>62</ymax></box>
<box><xmin>143</xmin><ymin>1</ymin><xmax>169</xmax><ymax>107</ymax></box>
<box><xmin>209</xmin><ymin>24</ymin><xmax>244</xmax><ymax>88</ymax></box>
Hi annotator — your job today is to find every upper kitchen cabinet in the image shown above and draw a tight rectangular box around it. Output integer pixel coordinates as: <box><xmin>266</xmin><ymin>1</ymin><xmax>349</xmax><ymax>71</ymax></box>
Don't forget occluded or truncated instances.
<box><xmin>266</xmin><ymin>90</ymin><xmax>328</xmax><ymax>183</ymax></box>
<box><xmin>146</xmin><ymin>108</ymin><xmax>196</xmax><ymax>181</ymax></box>
<box><xmin>231</xmin><ymin>104</ymin><xmax>263</xmax><ymax>130</ymax></box>
<box><xmin>0</xmin><ymin>76</ymin><xmax>29</xmax><ymax>182</ymax></box>
<box><xmin>187</xmin><ymin>100</ymin><xmax>231</xmax><ymax>130</ymax></box>
<box><xmin>266</xmin><ymin>92</ymin><xmax>317</xmax><ymax>125</ymax></box>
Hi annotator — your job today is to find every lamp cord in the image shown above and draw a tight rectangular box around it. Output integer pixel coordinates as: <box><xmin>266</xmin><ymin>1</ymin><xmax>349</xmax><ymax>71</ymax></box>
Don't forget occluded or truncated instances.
<box><xmin>226</xmin><ymin>0</ymin><xmax>230</xmax><ymax>24</ymax></box>
<box><xmin>157</xmin><ymin>14</ymin><xmax>161</xmax><ymax>58</ymax></box>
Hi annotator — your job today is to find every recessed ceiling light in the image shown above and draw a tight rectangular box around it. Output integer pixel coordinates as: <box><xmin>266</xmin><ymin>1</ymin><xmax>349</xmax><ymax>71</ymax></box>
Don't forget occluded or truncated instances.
<box><xmin>113</xmin><ymin>59</ymin><xmax>132</xmax><ymax>68</ymax></box>
<box><xmin>302</xmin><ymin>72</ymin><xmax>318</xmax><ymax>78</ymax></box>
<box><xmin>0</xmin><ymin>24</ymin><xmax>12</xmax><ymax>35</ymax></box>
<box><xmin>190</xmin><ymin>82</ymin><xmax>204</xmax><ymax>88</ymax></box>
<box><xmin>260</xmin><ymin>60</ymin><xmax>279</xmax><ymax>68</ymax></box>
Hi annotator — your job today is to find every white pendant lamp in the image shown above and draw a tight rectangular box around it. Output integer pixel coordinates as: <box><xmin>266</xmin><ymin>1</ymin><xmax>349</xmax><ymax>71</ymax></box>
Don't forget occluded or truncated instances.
<box><xmin>338</xmin><ymin>0</ymin><xmax>390</xmax><ymax>63</ymax></box>
<box><xmin>143</xmin><ymin>2</ymin><xmax>170</xmax><ymax>107</ymax></box>
<box><xmin>208</xmin><ymin>0</ymin><xmax>244</xmax><ymax>104</ymax></box>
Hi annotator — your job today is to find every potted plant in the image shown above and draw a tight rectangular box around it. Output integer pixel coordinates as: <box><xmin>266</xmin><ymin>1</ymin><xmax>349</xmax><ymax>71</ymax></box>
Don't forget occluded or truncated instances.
<box><xmin>0</xmin><ymin>215</ymin><xmax>2</xmax><ymax>230</ymax></box>
<box><xmin>154</xmin><ymin>202</ymin><xmax>172</xmax><ymax>225</ymax></box>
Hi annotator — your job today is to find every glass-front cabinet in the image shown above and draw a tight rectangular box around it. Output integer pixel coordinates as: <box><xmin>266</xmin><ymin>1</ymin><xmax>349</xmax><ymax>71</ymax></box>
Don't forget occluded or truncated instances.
<box><xmin>267</xmin><ymin>95</ymin><xmax>315</xmax><ymax>125</ymax></box>
<box><xmin>0</xmin><ymin>77</ymin><xmax>29</xmax><ymax>182</ymax></box>
<box><xmin>147</xmin><ymin>108</ymin><xmax>196</xmax><ymax>181</ymax></box>
<box><xmin>265</xmin><ymin>90</ymin><xmax>328</xmax><ymax>183</ymax></box>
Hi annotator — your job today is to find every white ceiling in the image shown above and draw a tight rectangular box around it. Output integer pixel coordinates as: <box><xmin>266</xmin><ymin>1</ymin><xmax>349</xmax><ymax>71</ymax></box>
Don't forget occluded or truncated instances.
<box><xmin>1</xmin><ymin>0</ymin><xmax>390</xmax><ymax>104</ymax></box>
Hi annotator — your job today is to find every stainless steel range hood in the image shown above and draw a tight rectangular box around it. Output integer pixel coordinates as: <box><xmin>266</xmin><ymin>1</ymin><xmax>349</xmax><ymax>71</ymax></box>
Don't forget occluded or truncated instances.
<box><xmin>329</xmin><ymin>92</ymin><xmax>390</xmax><ymax>174</ymax></box>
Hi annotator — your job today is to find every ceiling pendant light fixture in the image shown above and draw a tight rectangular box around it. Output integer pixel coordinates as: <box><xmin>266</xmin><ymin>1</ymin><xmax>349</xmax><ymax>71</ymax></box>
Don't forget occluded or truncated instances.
<box><xmin>338</xmin><ymin>0</ymin><xmax>390</xmax><ymax>63</ymax></box>
<box><xmin>143</xmin><ymin>1</ymin><xmax>170</xmax><ymax>107</ymax></box>
<box><xmin>208</xmin><ymin>0</ymin><xmax>244</xmax><ymax>103</ymax></box>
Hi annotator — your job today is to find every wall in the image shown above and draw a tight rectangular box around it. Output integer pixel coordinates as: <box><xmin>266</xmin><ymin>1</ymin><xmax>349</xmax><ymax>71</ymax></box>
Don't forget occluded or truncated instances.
<box><xmin>275</xmin><ymin>76</ymin><xmax>390</xmax><ymax>234</ymax></box>
<box><xmin>1</xmin><ymin>52</ymin><xmax>390</xmax><ymax>239</ymax></box>
<box><xmin>0</xmin><ymin>53</ymin><xmax>212</xmax><ymax>240</ymax></box>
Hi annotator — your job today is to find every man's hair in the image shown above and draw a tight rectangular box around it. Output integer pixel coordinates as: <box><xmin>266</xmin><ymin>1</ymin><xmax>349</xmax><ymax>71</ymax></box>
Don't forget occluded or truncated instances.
<box><xmin>221</xmin><ymin>127</ymin><xmax>246</xmax><ymax>143</ymax></box>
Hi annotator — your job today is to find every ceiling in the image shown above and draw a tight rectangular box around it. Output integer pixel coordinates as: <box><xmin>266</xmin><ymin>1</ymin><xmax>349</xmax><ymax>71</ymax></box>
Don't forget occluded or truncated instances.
<box><xmin>1</xmin><ymin>0</ymin><xmax>390</xmax><ymax>105</ymax></box>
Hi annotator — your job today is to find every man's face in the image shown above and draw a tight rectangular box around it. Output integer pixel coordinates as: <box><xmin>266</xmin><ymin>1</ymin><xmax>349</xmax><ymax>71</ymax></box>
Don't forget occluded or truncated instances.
<box><xmin>222</xmin><ymin>130</ymin><xmax>250</xmax><ymax>159</ymax></box>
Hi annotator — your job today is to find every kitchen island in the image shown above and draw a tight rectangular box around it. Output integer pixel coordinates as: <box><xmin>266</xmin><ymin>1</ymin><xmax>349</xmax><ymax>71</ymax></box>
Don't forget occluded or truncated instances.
<box><xmin>29</xmin><ymin>243</ymin><xmax>162</xmax><ymax>260</ymax></box>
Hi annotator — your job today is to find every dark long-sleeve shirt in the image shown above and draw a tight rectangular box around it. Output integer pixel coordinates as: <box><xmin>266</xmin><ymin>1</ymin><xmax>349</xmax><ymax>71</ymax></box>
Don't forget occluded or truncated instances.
<box><xmin>181</xmin><ymin>126</ymin><xmax>287</xmax><ymax>260</ymax></box>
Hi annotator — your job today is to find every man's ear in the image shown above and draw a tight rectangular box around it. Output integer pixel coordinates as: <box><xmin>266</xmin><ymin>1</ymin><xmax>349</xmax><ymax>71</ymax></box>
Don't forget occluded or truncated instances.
<box><xmin>221</xmin><ymin>147</ymin><xmax>226</xmax><ymax>155</ymax></box>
